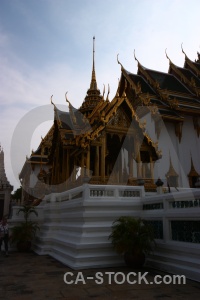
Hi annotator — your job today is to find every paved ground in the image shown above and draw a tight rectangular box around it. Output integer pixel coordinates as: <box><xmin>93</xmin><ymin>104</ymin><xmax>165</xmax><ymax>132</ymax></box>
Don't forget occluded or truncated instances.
<box><xmin>0</xmin><ymin>251</ymin><xmax>200</xmax><ymax>300</ymax></box>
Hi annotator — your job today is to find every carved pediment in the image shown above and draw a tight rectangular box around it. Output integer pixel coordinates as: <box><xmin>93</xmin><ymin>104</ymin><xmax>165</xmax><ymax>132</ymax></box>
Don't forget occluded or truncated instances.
<box><xmin>108</xmin><ymin>108</ymin><xmax>130</xmax><ymax>128</ymax></box>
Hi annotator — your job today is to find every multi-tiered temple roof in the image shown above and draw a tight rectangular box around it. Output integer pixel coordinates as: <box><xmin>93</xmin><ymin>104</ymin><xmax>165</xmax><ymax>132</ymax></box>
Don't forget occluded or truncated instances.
<box><xmin>19</xmin><ymin>42</ymin><xmax>200</xmax><ymax>200</ymax></box>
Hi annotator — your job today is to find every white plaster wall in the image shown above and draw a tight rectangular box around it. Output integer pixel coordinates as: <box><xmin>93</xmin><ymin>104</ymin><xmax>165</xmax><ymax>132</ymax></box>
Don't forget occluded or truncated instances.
<box><xmin>153</xmin><ymin>121</ymin><xmax>180</xmax><ymax>185</ymax></box>
<box><xmin>32</xmin><ymin>184</ymin><xmax>144</xmax><ymax>269</ymax></box>
<box><xmin>141</xmin><ymin>115</ymin><xmax>200</xmax><ymax>187</ymax></box>
<box><xmin>9</xmin><ymin>184</ymin><xmax>200</xmax><ymax>281</ymax></box>
<box><xmin>139</xmin><ymin>112</ymin><xmax>200</xmax><ymax>188</ymax></box>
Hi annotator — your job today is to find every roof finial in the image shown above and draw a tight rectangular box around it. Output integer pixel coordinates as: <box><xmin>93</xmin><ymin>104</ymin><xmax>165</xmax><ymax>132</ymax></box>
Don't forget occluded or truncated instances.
<box><xmin>93</xmin><ymin>36</ymin><xmax>95</xmax><ymax>66</ymax></box>
<box><xmin>134</xmin><ymin>49</ymin><xmax>139</xmax><ymax>63</ymax></box>
<box><xmin>165</xmin><ymin>48</ymin><xmax>171</xmax><ymax>63</ymax></box>
<box><xmin>165</xmin><ymin>48</ymin><xmax>169</xmax><ymax>60</ymax></box>
<box><xmin>65</xmin><ymin>92</ymin><xmax>76</xmax><ymax>124</ymax></box>
<box><xmin>65</xmin><ymin>91</ymin><xmax>70</xmax><ymax>105</ymax></box>
<box><xmin>106</xmin><ymin>84</ymin><xmax>110</xmax><ymax>102</ymax></box>
<box><xmin>102</xmin><ymin>84</ymin><xmax>105</xmax><ymax>100</ymax></box>
<box><xmin>181</xmin><ymin>43</ymin><xmax>186</xmax><ymax>56</ymax></box>
<box><xmin>50</xmin><ymin>95</ymin><xmax>56</xmax><ymax>109</ymax></box>
<box><xmin>196</xmin><ymin>49</ymin><xmax>200</xmax><ymax>63</ymax></box>
<box><xmin>90</xmin><ymin>36</ymin><xmax>97</xmax><ymax>89</ymax></box>
<box><xmin>117</xmin><ymin>53</ymin><xmax>124</xmax><ymax>70</ymax></box>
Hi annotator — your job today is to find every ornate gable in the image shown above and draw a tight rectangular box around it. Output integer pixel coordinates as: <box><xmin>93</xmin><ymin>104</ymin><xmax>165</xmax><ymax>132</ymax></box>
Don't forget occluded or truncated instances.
<box><xmin>108</xmin><ymin>107</ymin><xmax>130</xmax><ymax>128</ymax></box>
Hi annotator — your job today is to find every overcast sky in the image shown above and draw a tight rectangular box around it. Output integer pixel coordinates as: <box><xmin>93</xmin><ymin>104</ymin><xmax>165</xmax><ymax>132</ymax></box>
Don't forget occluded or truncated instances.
<box><xmin>0</xmin><ymin>0</ymin><xmax>200</xmax><ymax>190</ymax></box>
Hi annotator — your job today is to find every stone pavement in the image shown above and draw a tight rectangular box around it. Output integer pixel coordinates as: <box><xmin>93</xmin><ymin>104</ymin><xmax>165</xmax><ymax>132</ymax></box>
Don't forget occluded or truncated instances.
<box><xmin>0</xmin><ymin>251</ymin><xmax>200</xmax><ymax>300</ymax></box>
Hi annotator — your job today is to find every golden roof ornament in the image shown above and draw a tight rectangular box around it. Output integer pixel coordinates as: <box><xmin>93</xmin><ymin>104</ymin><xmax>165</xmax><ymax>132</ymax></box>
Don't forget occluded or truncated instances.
<box><xmin>142</xmin><ymin>95</ymin><xmax>151</xmax><ymax>106</ymax></box>
<box><xmin>169</xmin><ymin>97</ymin><xmax>179</xmax><ymax>109</ymax></box>
<box><xmin>106</xmin><ymin>84</ymin><xmax>110</xmax><ymax>102</ymax></box>
<box><xmin>136</xmin><ymin>81</ymin><xmax>142</xmax><ymax>94</ymax></box>
<box><xmin>188</xmin><ymin>155</ymin><xmax>199</xmax><ymax>177</ymax></box>
<box><xmin>90</xmin><ymin>36</ymin><xmax>97</xmax><ymax>90</ymax></box>
<box><xmin>65</xmin><ymin>91</ymin><xmax>70</xmax><ymax>105</ymax></box>
<box><xmin>79</xmin><ymin>37</ymin><xmax>102</xmax><ymax>115</ymax></box>
<box><xmin>117</xmin><ymin>54</ymin><xmax>123</xmax><ymax>69</ymax></box>
<box><xmin>149</xmin><ymin>105</ymin><xmax>158</xmax><ymax>115</ymax></box>
<box><xmin>50</xmin><ymin>95</ymin><xmax>62</xmax><ymax>128</ymax></box>
<box><xmin>122</xmin><ymin>79</ymin><xmax>127</xmax><ymax>97</ymax></box>
<box><xmin>166</xmin><ymin>152</ymin><xmax>178</xmax><ymax>177</ymax></box>
<box><xmin>195</xmin><ymin>51</ymin><xmax>200</xmax><ymax>63</ymax></box>
<box><xmin>181</xmin><ymin>43</ymin><xmax>200</xmax><ymax>77</ymax></box>
<box><xmin>181</xmin><ymin>43</ymin><xmax>186</xmax><ymax>56</ymax></box>
<box><xmin>133</xmin><ymin>49</ymin><xmax>140</xmax><ymax>65</ymax></box>
<box><xmin>165</xmin><ymin>48</ymin><xmax>172</xmax><ymax>64</ymax></box>
<box><xmin>41</xmin><ymin>136</ymin><xmax>44</xmax><ymax>143</ymax></box>
<box><xmin>140</xmin><ymin>119</ymin><xmax>146</xmax><ymax>130</ymax></box>
<box><xmin>65</xmin><ymin>92</ymin><xmax>77</xmax><ymax>124</ymax></box>
<box><xmin>115</xmin><ymin>78</ymin><xmax>120</xmax><ymax>97</ymax></box>
<box><xmin>50</xmin><ymin>95</ymin><xmax>56</xmax><ymax>110</ymax></box>
<box><xmin>102</xmin><ymin>84</ymin><xmax>105</xmax><ymax>100</ymax></box>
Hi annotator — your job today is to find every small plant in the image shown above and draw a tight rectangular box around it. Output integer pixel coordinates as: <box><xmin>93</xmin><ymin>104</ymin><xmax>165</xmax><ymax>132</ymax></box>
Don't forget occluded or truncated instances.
<box><xmin>11</xmin><ymin>205</ymin><xmax>39</xmax><ymax>252</ymax></box>
<box><xmin>109</xmin><ymin>216</ymin><xmax>155</xmax><ymax>267</ymax></box>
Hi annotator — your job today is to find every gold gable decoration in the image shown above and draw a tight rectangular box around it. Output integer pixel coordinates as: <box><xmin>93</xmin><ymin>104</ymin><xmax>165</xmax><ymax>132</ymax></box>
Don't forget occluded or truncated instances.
<box><xmin>188</xmin><ymin>157</ymin><xmax>199</xmax><ymax>177</ymax></box>
<box><xmin>166</xmin><ymin>156</ymin><xmax>178</xmax><ymax>178</ymax></box>
<box><xmin>166</xmin><ymin>154</ymin><xmax>179</xmax><ymax>187</ymax></box>
<box><xmin>188</xmin><ymin>156</ymin><xmax>199</xmax><ymax>188</ymax></box>
<box><xmin>108</xmin><ymin>108</ymin><xmax>130</xmax><ymax>128</ymax></box>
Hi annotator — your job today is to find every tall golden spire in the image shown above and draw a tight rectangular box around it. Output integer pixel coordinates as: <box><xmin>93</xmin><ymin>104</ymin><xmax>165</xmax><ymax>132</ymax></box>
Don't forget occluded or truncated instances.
<box><xmin>90</xmin><ymin>36</ymin><xmax>97</xmax><ymax>90</ymax></box>
<box><xmin>79</xmin><ymin>37</ymin><xmax>103</xmax><ymax>116</ymax></box>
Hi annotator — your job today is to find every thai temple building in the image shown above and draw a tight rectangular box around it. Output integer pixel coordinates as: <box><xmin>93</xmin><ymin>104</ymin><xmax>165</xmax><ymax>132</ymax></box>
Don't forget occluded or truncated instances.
<box><xmin>16</xmin><ymin>40</ymin><xmax>200</xmax><ymax>280</ymax></box>
<box><xmin>19</xmin><ymin>39</ymin><xmax>200</xmax><ymax>203</ymax></box>
<box><xmin>0</xmin><ymin>145</ymin><xmax>13</xmax><ymax>219</ymax></box>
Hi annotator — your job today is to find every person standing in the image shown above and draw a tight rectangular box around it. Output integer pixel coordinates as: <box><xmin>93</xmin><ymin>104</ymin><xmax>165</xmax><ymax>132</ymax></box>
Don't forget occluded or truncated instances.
<box><xmin>0</xmin><ymin>217</ymin><xmax>9</xmax><ymax>256</ymax></box>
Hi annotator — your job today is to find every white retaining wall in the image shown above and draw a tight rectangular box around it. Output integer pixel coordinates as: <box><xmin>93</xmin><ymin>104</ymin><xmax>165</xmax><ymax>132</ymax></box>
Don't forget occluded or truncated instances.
<box><xmin>32</xmin><ymin>184</ymin><xmax>144</xmax><ymax>269</ymax></box>
<box><xmin>10</xmin><ymin>185</ymin><xmax>200</xmax><ymax>282</ymax></box>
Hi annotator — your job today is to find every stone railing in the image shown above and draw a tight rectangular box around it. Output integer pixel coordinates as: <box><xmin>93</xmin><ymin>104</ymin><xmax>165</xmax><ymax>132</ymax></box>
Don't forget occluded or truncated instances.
<box><xmin>44</xmin><ymin>183</ymin><xmax>145</xmax><ymax>203</ymax></box>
